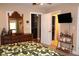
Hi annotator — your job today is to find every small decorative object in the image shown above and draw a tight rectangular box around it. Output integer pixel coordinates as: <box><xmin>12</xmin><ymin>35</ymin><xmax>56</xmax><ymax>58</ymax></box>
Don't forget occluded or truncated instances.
<box><xmin>60</xmin><ymin>38</ymin><xmax>62</xmax><ymax>41</ymax></box>
<box><xmin>67</xmin><ymin>38</ymin><xmax>71</xmax><ymax>42</ymax></box>
<box><xmin>1</xmin><ymin>28</ymin><xmax>7</xmax><ymax>36</ymax></box>
<box><xmin>65</xmin><ymin>48</ymin><xmax>68</xmax><ymax>50</ymax></box>
<box><xmin>62</xmin><ymin>47</ymin><xmax>65</xmax><ymax>50</ymax></box>
<box><xmin>26</xmin><ymin>20</ymin><xmax>29</xmax><ymax>23</ymax></box>
<box><xmin>63</xmin><ymin>38</ymin><xmax>66</xmax><ymax>42</ymax></box>
<box><xmin>8</xmin><ymin>30</ymin><xmax>12</xmax><ymax>35</ymax></box>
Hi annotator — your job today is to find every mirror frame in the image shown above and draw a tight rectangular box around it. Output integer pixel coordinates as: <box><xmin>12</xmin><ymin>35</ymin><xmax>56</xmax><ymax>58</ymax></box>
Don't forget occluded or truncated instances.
<box><xmin>8</xmin><ymin>11</ymin><xmax>24</xmax><ymax>34</ymax></box>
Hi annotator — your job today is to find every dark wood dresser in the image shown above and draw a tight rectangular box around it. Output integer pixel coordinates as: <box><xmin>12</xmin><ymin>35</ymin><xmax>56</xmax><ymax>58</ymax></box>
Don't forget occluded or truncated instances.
<box><xmin>1</xmin><ymin>34</ymin><xmax>33</xmax><ymax>45</ymax></box>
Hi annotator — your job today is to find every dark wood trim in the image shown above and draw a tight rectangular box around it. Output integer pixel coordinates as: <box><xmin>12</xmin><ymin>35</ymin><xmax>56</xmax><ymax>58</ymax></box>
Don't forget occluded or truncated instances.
<box><xmin>8</xmin><ymin>11</ymin><xmax>24</xmax><ymax>33</ymax></box>
<box><xmin>1</xmin><ymin>34</ymin><xmax>33</xmax><ymax>45</ymax></box>
<box><xmin>8</xmin><ymin>11</ymin><xmax>23</xmax><ymax>20</ymax></box>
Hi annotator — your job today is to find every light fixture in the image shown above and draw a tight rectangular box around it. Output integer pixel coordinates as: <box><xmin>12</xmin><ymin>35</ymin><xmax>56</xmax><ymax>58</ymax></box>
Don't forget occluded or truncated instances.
<box><xmin>32</xmin><ymin>3</ymin><xmax>52</xmax><ymax>5</ymax></box>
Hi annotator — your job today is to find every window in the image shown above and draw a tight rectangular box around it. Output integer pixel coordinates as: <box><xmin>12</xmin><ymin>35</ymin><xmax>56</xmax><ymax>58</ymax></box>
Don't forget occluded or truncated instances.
<box><xmin>10</xmin><ymin>20</ymin><xmax>17</xmax><ymax>33</ymax></box>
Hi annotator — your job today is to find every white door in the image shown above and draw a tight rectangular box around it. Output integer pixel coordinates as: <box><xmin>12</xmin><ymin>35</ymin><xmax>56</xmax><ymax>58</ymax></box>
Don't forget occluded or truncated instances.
<box><xmin>41</xmin><ymin>13</ymin><xmax>52</xmax><ymax>45</ymax></box>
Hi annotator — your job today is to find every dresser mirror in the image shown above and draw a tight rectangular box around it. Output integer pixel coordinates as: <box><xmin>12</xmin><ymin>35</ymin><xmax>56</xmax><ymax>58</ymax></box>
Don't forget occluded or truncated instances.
<box><xmin>8</xmin><ymin>11</ymin><xmax>24</xmax><ymax>34</ymax></box>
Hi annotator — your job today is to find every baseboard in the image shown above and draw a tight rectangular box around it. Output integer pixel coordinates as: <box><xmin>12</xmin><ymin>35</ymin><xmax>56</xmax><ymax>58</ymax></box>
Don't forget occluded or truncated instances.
<box><xmin>41</xmin><ymin>42</ymin><xmax>50</xmax><ymax>47</ymax></box>
<box><xmin>72</xmin><ymin>50</ymin><xmax>79</xmax><ymax>55</ymax></box>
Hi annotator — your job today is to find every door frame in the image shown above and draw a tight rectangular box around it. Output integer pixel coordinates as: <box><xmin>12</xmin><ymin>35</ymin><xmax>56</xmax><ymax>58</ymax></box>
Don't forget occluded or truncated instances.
<box><xmin>52</xmin><ymin>10</ymin><xmax>61</xmax><ymax>40</ymax></box>
<box><xmin>30</xmin><ymin>12</ymin><xmax>42</xmax><ymax>41</ymax></box>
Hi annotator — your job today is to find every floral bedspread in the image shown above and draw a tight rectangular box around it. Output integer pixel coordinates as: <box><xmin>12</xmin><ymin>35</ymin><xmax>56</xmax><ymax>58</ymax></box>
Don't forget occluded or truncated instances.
<box><xmin>0</xmin><ymin>41</ymin><xmax>60</xmax><ymax>56</ymax></box>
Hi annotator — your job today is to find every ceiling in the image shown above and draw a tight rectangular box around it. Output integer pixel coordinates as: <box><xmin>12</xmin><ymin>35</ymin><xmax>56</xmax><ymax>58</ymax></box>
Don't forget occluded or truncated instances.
<box><xmin>0</xmin><ymin>3</ymin><xmax>79</xmax><ymax>13</ymax></box>
<box><xmin>0</xmin><ymin>3</ymin><xmax>60</xmax><ymax>11</ymax></box>
<box><xmin>0</xmin><ymin>3</ymin><xmax>58</xmax><ymax>6</ymax></box>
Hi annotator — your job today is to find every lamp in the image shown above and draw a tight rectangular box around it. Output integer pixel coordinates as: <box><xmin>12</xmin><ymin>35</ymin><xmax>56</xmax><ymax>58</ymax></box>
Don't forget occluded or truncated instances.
<box><xmin>32</xmin><ymin>3</ymin><xmax>52</xmax><ymax>5</ymax></box>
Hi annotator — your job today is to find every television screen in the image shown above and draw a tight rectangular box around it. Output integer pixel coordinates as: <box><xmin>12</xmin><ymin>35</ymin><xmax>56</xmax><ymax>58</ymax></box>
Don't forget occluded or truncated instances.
<box><xmin>58</xmin><ymin>13</ymin><xmax>72</xmax><ymax>23</ymax></box>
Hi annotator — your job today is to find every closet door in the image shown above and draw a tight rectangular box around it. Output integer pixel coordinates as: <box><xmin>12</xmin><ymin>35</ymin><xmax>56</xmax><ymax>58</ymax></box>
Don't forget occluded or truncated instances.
<box><xmin>31</xmin><ymin>14</ymin><xmax>38</xmax><ymax>38</ymax></box>
<box><xmin>52</xmin><ymin>16</ymin><xmax>55</xmax><ymax>40</ymax></box>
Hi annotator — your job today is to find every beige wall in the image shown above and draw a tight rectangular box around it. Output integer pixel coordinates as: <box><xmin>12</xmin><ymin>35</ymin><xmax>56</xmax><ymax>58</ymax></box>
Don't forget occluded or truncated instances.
<box><xmin>45</xmin><ymin>4</ymin><xmax>78</xmax><ymax>53</ymax></box>
<box><xmin>0</xmin><ymin>5</ymin><xmax>45</xmax><ymax>35</ymax></box>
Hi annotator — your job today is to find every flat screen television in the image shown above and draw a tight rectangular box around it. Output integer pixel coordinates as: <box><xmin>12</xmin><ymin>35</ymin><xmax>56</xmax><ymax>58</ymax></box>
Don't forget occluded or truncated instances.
<box><xmin>58</xmin><ymin>13</ymin><xmax>72</xmax><ymax>23</ymax></box>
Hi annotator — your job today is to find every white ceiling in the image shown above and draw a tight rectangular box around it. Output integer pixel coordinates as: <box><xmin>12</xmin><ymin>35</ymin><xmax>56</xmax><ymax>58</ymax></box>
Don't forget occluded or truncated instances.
<box><xmin>0</xmin><ymin>3</ymin><xmax>79</xmax><ymax>12</ymax></box>
<box><xmin>0</xmin><ymin>3</ymin><xmax>60</xmax><ymax>11</ymax></box>
<box><xmin>0</xmin><ymin>3</ymin><xmax>58</xmax><ymax>6</ymax></box>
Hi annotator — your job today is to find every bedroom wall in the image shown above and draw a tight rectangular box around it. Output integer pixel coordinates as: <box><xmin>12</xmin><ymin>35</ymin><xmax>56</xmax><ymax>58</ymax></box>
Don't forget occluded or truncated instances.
<box><xmin>53</xmin><ymin>5</ymin><xmax>78</xmax><ymax>55</ymax></box>
<box><xmin>76</xmin><ymin>7</ymin><xmax>79</xmax><ymax>55</ymax></box>
<box><xmin>41</xmin><ymin>4</ymin><xmax>78</xmax><ymax>55</ymax></box>
<box><xmin>0</xmin><ymin>5</ymin><xmax>45</xmax><ymax>35</ymax></box>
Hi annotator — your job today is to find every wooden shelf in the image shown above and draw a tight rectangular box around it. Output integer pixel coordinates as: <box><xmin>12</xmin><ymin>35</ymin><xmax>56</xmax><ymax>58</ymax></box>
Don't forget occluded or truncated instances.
<box><xmin>58</xmin><ymin>33</ymin><xmax>73</xmax><ymax>53</ymax></box>
<box><xmin>59</xmin><ymin>40</ymin><xmax>72</xmax><ymax>44</ymax></box>
<box><xmin>57</xmin><ymin>48</ymin><xmax>70</xmax><ymax>53</ymax></box>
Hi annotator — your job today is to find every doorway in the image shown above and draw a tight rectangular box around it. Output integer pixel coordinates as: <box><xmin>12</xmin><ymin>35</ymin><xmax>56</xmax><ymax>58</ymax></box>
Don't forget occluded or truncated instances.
<box><xmin>31</xmin><ymin>13</ymin><xmax>41</xmax><ymax>42</ymax></box>
<box><xmin>52</xmin><ymin>16</ymin><xmax>55</xmax><ymax>40</ymax></box>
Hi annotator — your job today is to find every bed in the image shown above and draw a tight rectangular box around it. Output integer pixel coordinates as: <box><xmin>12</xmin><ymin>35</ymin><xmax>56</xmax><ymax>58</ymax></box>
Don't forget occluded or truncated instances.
<box><xmin>0</xmin><ymin>41</ymin><xmax>60</xmax><ymax>56</ymax></box>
